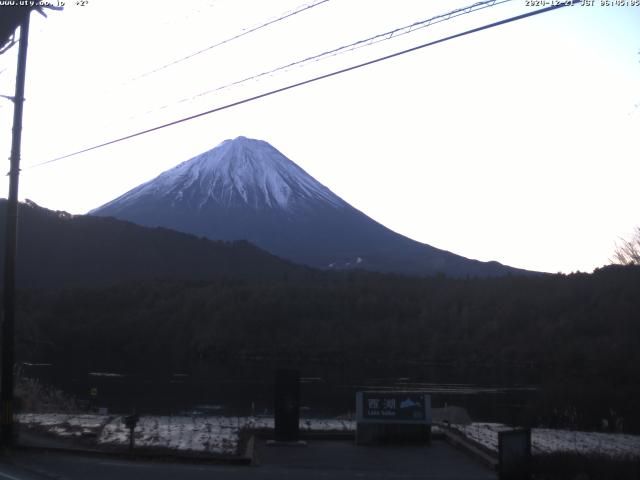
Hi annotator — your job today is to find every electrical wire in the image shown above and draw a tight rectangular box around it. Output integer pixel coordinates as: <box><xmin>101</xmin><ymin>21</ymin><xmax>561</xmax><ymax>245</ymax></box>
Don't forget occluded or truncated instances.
<box><xmin>128</xmin><ymin>0</ymin><xmax>330</xmax><ymax>84</ymax></box>
<box><xmin>26</xmin><ymin>0</ymin><xmax>581</xmax><ymax>169</ymax></box>
<box><xmin>132</xmin><ymin>0</ymin><xmax>513</xmax><ymax>121</ymax></box>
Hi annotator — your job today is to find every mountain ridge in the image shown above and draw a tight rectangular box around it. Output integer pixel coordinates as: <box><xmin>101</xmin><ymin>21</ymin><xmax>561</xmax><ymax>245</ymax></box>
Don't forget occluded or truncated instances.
<box><xmin>0</xmin><ymin>199</ymin><xmax>314</xmax><ymax>288</ymax></box>
<box><xmin>91</xmin><ymin>136</ymin><xmax>534</xmax><ymax>278</ymax></box>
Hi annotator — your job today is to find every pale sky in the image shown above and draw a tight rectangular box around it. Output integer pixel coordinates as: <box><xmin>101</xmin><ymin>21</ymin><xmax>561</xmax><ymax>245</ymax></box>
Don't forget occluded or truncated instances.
<box><xmin>0</xmin><ymin>0</ymin><xmax>638</xmax><ymax>274</ymax></box>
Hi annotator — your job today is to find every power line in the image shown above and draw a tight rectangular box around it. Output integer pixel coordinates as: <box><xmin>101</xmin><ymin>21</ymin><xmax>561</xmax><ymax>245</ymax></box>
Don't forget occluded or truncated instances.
<box><xmin>26</xmin><ymin>1</ymin><xmax>581</xmax><ymax>170</ymax></box>
<box><xmin>74</xmin><ymin>0</ymin><xmax>508</xmax><ymax>132</ymax></box>
<box><xmin>155</xmin><ymin>0</ymin><xmax>220</xmax><ymax>28</ymax></box>
<box><xmin>130</xmin><ymin>0</ymin><xmax>512</xmax><ymax>122</ymax></box>
<box><xmin>128</xmin><ymin>0</ymin><xmax>330</xmax><ymax>84</ymax></box>
<box><xmin>0</xmin><ymin>36</ymin><xmax>16</xmax><ymax>56</ymax></box>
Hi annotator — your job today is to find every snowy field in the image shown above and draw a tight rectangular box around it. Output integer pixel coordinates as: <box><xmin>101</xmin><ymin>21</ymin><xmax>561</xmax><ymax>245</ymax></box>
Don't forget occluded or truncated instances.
<box><xmin>17</xmin><ymin>414</ymin><xmax>355</xmax><ymax>456</ymax></box>
<box><xmin>452</xmin><ymin>423</ymin><xmax>640</xmax><ymax>459</ymax></box>
<box><xmin>19</xmin><ymin>414</ymin><xmax>639</xmax><ymax>459</ymax></box>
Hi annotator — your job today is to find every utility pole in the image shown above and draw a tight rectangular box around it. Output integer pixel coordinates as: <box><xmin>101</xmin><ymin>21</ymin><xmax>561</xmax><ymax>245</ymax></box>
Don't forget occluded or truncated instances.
<box><xmin>1</xmin><ymin>8</ymin><xmax>31</xmax><ymax>446</ymax></box>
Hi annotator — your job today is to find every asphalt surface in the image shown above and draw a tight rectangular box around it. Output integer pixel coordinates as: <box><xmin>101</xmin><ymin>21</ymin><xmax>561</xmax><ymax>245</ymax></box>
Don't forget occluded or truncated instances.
<box><xmin>0</xmin><ymin>439</ymin><xmax>497</xmax><ymax>479</ymax></box>
<box><xmin>255</xmin><ymin>438</ymin><xmax>497</xmax><ymax>478</ymax></box>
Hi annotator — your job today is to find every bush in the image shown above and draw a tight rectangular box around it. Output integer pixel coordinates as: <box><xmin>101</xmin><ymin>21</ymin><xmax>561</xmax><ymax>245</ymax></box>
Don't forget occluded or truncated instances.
<box><xmin>15</xmin><ymin>376</ymin><xmax>80</xmax><ymax>413</ymax></box>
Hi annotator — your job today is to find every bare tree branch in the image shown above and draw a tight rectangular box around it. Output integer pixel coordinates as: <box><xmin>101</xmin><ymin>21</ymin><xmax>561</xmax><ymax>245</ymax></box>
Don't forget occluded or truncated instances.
<box><xmin>611</xmin><ymin>227</ymin><xmax>640</xmax><ymax>265</ymax></box>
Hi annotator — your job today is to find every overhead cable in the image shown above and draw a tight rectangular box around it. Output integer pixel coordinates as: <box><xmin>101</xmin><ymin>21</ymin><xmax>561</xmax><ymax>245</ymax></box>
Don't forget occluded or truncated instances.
<box><xmin>26</xmin><ymin>1</ymin><xmax>581</xmax><ymax>169</ymax></box>
<box><xmin>140</xmin><ymin>0</ymin><xmax>513</xmax><ymax>117</ymax></box>
<box><xmin>129</xmin><ymin>0</ymin><xmax>330</xmax><ymax>83</ymax></box>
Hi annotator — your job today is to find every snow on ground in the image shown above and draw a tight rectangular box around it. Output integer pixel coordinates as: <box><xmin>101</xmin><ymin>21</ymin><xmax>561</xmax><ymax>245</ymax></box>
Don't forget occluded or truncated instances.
<box><xmin>18</xmin><ymin>414</ymin><xmax>639</xmax><ymax>459</ymax></box>
<box><xmin>531</xmin><ymin>428</ymin><xmax>640</xmax><ymax>458</ymax></box>
<box><xmin>17</xmin><ymin>413</ymin><xmax>111</xmax><ymax>438</ymax></box>
<box><xmin>246</xmin><ymin>416</ymin><xmax>355</xmax><ymax>432</ymax></box>
<box><xmin>451</xmin><ymin>423</ymin><xmax>640</xmax><ymax>459</ymax></box>
<box><xmin>17</xmin><ymin>414</ymin><xmax>355</xmax><ymax>456</ymax></box>
<box><xmin>99</xmin><ymin>415</ymin><xmax>240</xmax><ymax>455</ymax></box>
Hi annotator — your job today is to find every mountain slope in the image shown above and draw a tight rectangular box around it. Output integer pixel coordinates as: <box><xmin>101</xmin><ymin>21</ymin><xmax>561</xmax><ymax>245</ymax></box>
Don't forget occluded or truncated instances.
<box><xmin>0</xmin><ymin>199</ymin><xmax>313</xmax><ymax>288</ymax></box>
<box><xmin>91</xmin><ymin>136</ymin><xmax>531</xmax><ymax>277</ymax></box>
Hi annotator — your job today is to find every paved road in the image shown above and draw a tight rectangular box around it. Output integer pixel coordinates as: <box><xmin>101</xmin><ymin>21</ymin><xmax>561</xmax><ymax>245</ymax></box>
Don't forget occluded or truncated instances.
<box><xmin>1</xmin><ymin>440</ymin><xmax>496</xmax><ymax>479</ymax></box>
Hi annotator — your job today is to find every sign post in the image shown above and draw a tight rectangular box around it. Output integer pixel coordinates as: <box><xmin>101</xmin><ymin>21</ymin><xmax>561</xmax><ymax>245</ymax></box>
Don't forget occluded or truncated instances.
<box><xmin>498</xmin><ymin>429</ymin><xmax>531</xmax><ymax>480</ymax></box>
<box><xmin>124</xmin><ymin>413</ymin><xmax>139</xmax><ymax>453</ymax></box>
<box><xmin>274</xmin><ymin>369</ymin><xmax>300</xmax><ymax>442</ymax></box>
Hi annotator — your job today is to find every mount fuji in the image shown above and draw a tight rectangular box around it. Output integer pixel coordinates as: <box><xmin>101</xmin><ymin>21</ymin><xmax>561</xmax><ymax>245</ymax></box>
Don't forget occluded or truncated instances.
<box><xmin>90</xmin><ymin>136</ymin><xmax>527</xmax><ymax>277</ymax></box>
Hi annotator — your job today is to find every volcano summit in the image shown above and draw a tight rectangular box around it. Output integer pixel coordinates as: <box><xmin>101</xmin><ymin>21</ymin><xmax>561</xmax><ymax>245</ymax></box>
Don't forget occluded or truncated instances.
<box><xmin>91</xmin><ymin>136</ymin><xmax>527</xmax><ymax>277</ymax></box>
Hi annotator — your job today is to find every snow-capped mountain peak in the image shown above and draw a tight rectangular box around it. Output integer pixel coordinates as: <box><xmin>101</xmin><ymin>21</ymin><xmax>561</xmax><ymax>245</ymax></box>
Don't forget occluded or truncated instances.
<box><xmin>101</xmin><ymin>136</ymin><xmax>345</xmax><ymax>212</ymax></box>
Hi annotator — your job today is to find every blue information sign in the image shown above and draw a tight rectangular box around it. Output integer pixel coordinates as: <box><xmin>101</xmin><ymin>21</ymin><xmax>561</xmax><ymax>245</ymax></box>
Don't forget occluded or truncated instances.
<box><xmin>356</xmin><ymin>391</ymin><xmax>432</xmax><ymax>425</ymax></box>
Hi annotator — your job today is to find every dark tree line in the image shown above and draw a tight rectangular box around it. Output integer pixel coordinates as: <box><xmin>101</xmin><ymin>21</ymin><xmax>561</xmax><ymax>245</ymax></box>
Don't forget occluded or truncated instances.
<box><xmin>9</xmin><ymin>265</ymin><xmax>640</xmax><ymax>431</ymax></box>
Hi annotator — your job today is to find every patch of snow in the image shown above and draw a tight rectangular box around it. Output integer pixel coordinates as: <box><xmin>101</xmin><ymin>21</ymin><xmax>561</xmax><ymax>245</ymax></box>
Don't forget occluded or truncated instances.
<box><xmin>17</xmin><ymin>413</ymin><xmax>112</xmax><ymax>438</ymax></box>
<box><xmin>99</xmin><ymin>416</ymin><xmax>239</xmax><ymax>454</ymax></box>
<box><xmin>23</xmin><ymin>413</ymin><xmax>639</xmax><ymax>460</ymax></box>
<box><xmin>18</xmin><ymin>414</ymin><xmax>355</xmax><ymax>456</ymax></box>
<box><xmin>244</xmin><ymin>416</ymin><xmax>354</xmax><ymax>432</ymax></box>
<box><xmin>300</xmin><ymin>418</ymin><xmax>355</xmax><ymax>432</ymax></box>
<box><xmin>450</xmin><ymin>423</ymin><xmax>640</xmax><ymax>459</ymax></box>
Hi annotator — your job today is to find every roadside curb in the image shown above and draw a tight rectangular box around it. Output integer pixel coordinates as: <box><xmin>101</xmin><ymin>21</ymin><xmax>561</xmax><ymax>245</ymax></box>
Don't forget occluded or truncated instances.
<box><xmin>437</xmin><ymin>424</ymin><xmax>498</xmax><ymax>470</ymax></box>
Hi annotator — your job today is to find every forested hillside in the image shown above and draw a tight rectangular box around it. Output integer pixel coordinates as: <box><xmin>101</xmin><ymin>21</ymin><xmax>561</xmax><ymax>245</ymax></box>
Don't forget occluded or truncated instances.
<box><xmin>14</xmin><ymin>265</ymin><xmax>640</xmax><ymax>430</ymax></box>
<box><xmin>0</xmin><ymin>200</ymin><xmax>314</xmax><ymax>287</ymax></box>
